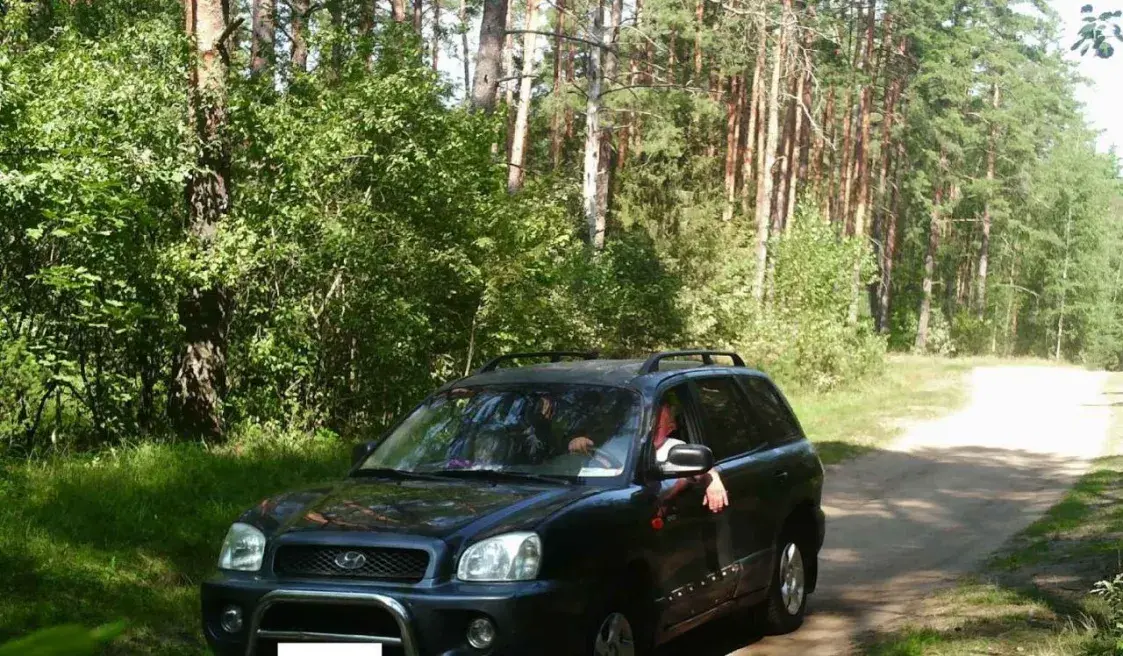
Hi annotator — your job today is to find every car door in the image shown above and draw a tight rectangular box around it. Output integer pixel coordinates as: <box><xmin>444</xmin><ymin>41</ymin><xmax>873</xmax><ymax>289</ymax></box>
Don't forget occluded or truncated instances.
<box><xmin>692</xmin><ymin>374</ymin><xmax>778</xmax><ymax>599</ymax></box>
<box><xmin>739</xmin><ymin>374</ymin><xmax>812</xmax><ymax>522</ymax></box>
<box><xmin>646</xmin><ymin>382</ymin><xmax>716</xmax><ymax>632</ymax></box>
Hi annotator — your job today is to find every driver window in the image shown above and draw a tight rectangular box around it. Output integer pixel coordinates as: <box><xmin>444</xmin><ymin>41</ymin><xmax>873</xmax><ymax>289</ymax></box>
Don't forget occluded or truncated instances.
<box><xmin>650</xmin><ymin>384</ymin><xmax>695</xmax><ymax>466</ymax></box>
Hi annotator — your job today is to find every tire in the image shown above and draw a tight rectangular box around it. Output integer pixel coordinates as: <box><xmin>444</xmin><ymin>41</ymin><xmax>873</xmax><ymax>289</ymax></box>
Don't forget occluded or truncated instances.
<box><xmin>585</xmin><ymin>596</ymin><xmax>653</xmax><ymax>656</ymax></box>
<box><xmin>760</xmin><ymin>528</ymin><xmax>810</xmax><ymax>635</ymax></box>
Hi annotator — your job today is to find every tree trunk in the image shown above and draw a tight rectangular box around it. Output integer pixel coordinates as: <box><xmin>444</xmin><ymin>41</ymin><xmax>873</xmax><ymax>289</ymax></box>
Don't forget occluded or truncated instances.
<box><xmin>976</xmin><ymin>81</ymin><xmax>1000</xmax><ymax>318</ymax></box>
<box><xmin>507</xmin><ymin>0</ymin><xmax>541</xmax><ymax>192</ymax></box>
<box><xmin>1055</xmin><ymin>207</ymin><xmax>1071</xmax><ymax>360</ymax></box>
<box><xmin>583</xmin><ymin>0</ymin><xmax>605</xmax><ymax>249</ymax></box>
<box><xmin>774</xmin><ymin>73</ymin><xmax>796</xmax><ymax>232</ymax></box>
<box><xmin>173</xmin><ymin>0</ymin><xmax>233</xmax><ymax>441</ymax></box>
<box><xmin>291</xmin><ymin>0</ymin><xmax>310</xmax><ymax>71</ymax></box>
<box><xmin>847</xmin><ymin>0</ymin><xmax>877</xmax><ymax>324</ymax></box>
<box><xmin>668</xmin><ymin>29</ymin><xmax>677</xmax><ymax>81</ymax></box>
<box><xmin>470</xmin><ymin>0</ymin><xmax>508</xmax><ymax>112</ymax></box>
<box><xmin>740</xmin><ymin>20</ymin><xmax>766</xmax><ymax>215</ymax></box>
<box><xmin>873</xmin><ymin>82</ymin><xmax>905</xmax><ymax>330</ymax></box>
<box><xmin>722</xmin><ymin>75</ymin><xmax>743</xmax><ymax>222</ymax></box>
<box><xmin>783</xmin><ymin>60</ymin><xmax>806</xmax><ymax>232</ymax></box>
<box><xmin>328</xmin><ymin>0</ymin><xmax>344</xmax><ymax>76</ymax></box>
<box><xmin>752</xmin><ymin>0</ymin><xmax>788</xmax><ymax>304</ymax></box>
<box><xmin>915</xmin><ymin>182</ymin><xmax>944</xmax><ymax>352</ymax></box>
<box><xmin>812</xmin><ymin>87</ymin><xmax>832</xmax><ymax>209</ymax></box>
<box><xmin>693</xmin><ymin>0</ymin><xmax>703</xmax><ymax>80</ymax></box>
<box><xmin>833</xmin><ymin>86</ymin><xmax>854</xmax><ymax>226</ymax></box>
<box><xmin>249</xmin><ymin>0</ymin><xmax>275</xmax><ymax>77</ymax></box>
<box><xmin>460</xmin><ymin>0</ymin><xmax>471</xmax><ymax>94</ymax></box>
<box><xmin>550</xmin><ymin>0</ymin><xmax>567</xmax><ymax>168</ymax></box>
<box><xmin>392</xmin><ymin>0</ymin><xmax>407</xmax><ymax>22</ymax></box>
<box><xmin>877</xmin><ymin>139</ymin><xmax>906</xmax><ymax>333</ymax></box>
<box><xmin>414</xmin><ymin>0</ymin><xmax>423</xmax><ymax>33</ymax></box>
<box><xmin>503</xmin><ymin>5</ymin><xmax>516</xmax><ymax>109</ymax></box>
<box><xmin>433</xmin><ymin>0</ymin><xmax>442</xmax><ymax>70</ymax></box>
<box><xmin>565</xmin><ymin>24</ymin><xmax>575</xmax><ymax>139</ymax></box>
<box><xmin>593</xmin><ymin>0</ymin><xmax>624</xmax><ymax>224</ymax></box>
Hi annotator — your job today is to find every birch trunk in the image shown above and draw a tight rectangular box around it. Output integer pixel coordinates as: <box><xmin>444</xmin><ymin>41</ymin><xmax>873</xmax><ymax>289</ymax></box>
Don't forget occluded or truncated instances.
<box><xmin>583</xmin><ymin>0</ymin><xmax>606</xmax><ymax>249</ymax></box>
<box><xmin>507</xmin><ymin>0</ymin><xmax>541</xmax><ymax>192</ymax></box>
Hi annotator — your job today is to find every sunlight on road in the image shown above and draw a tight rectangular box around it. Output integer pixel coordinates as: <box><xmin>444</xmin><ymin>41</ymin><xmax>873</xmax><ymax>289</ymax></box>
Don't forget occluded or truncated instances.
<box><xmin>739</xmin><ymin>366</ymin><xmax>1111</xmax><ymax>655</ymax></box>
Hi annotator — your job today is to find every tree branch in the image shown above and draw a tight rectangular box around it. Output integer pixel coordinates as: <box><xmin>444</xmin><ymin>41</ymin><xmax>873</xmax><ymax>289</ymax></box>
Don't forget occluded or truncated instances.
<box><xmin>505</xmin><ymin>29</ymin><xmax>618</xmax><ymax>54</ymax></box>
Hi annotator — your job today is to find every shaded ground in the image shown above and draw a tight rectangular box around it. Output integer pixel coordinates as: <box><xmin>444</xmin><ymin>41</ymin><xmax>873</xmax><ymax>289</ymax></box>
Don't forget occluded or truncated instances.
<box><xmin>660</xmin><ymin>365</ymin><xmax>1112</xmax><ymax>656</ymax></box>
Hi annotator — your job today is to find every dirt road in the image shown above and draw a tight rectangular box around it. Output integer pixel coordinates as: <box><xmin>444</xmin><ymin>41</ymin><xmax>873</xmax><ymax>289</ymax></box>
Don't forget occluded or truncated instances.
<box><xmin>662</xmin><ymin>365</ymin><xmax>1113</xmax><ymax>656</ymax></box>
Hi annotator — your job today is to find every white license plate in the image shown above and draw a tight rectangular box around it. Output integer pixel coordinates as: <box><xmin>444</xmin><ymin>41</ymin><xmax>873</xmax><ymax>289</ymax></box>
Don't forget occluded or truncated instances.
<box><xmin>277</xmin><ymin>644</ymin><xmax>383</xmax><ymax>656</ymax></box>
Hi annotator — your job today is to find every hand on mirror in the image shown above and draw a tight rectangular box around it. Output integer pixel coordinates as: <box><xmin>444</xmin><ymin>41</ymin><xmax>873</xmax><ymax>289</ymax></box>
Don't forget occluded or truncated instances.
<box><xmin>567</xmin><ymin>436</ymin><xmax>595</xmax><ymax>454</ymax></box>
<box><xmin>702</xmin><ymin>470</ymin><xmax>729</xmax><ymax>513</ymax></box>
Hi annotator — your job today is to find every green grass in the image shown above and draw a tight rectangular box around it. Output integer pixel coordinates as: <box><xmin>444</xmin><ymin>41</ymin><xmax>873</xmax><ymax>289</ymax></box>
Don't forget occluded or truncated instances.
<box><xmin>0</xmin><ymin>432</ymin><xmax>347</xmax><ymax>654</ymax></box>
<box><xmin>864</xmin><ymin>372</ymin><xmax>1123</xmax><ymax>656</ymax></box>
<box><xmin>0</xmin><ymin>356</ymin><xmax>984</xmax><ymax>653</ymax></box>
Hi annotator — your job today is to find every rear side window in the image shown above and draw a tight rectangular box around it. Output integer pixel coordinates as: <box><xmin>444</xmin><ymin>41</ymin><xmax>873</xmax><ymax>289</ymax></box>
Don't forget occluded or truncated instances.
<box><xmin>694</xmin><ymin>377</ymin><xmax>766</xmax><ymax>461</ymax></box>
<box><xmin>742</xmin><ymin>377</ymin><xmax>801</xmax><ymax>444</ymax></box>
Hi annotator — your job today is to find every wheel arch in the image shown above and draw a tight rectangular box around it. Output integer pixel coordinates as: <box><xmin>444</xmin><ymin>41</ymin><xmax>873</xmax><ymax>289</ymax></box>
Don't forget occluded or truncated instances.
<box><xmin>781</xmin><ymin>500</ymin><xmax>822</xmax><ymax>594</ymax></box>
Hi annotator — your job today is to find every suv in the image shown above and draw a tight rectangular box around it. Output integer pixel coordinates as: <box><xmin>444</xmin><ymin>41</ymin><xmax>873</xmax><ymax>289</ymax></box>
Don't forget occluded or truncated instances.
<box><xmin>201</xmin><ymin>350</ymin><xmax>826</xmax><ymax>656</ymax></box>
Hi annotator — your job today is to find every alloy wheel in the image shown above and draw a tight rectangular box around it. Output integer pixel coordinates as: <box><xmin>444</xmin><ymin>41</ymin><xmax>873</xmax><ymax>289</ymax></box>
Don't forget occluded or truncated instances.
<box><xmin>779</xmin><ymin>541</ymin><xmax>805</xmax><ymax>615</ymax></box>
<box><xmin>593</xmin><ymin>611</ymin><xmax>636</xmax><ymax>656</ymax></box>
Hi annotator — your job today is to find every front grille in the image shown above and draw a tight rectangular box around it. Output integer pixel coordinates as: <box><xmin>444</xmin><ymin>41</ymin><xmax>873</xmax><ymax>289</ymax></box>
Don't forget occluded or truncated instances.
<box><xmin>261</xmin><ymin>600</ymin><xmax>402</xmax><ymax>636</ymax></box>
<box><xmin>273</xmin><ymin>545</ymin><xmax>430</xmax><ymax>582</ymax></box>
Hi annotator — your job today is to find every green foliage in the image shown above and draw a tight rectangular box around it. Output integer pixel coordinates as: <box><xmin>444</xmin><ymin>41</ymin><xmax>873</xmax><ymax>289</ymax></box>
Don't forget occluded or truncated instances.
<box><xmin>1073</xmin><ymin>5</ymin><xmax>1123</xmax><ymax>59</ymax></box>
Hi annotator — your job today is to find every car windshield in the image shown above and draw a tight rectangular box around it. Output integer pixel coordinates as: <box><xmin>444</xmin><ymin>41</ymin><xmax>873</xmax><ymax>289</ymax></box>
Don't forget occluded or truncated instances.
<box><xmin>358</xmin><ymin>384</ymin><xmax>642</xmax><ymax>482</ymax></box>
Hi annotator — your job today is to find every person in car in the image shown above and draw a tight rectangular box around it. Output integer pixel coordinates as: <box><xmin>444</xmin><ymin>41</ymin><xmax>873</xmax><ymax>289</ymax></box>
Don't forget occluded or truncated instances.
<box><xmin>651</xmin><ymin>401</ymin><xmax>728</xmax><ymax>512</ymax></box>
<box><xmin>567</xmin><ymin>398</ymin><xmax>727</xmax><ymax>511</ymax></box>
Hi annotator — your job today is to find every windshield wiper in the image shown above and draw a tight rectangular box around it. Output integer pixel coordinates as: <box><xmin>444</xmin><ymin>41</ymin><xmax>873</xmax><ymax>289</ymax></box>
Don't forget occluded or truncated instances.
<box><xmin>429</xmin><ymin>469</ymin><xmax>575</xmax><ymax>486</ymax></box>
<box><xmin>351</xmin><ymin>467</ymin><xmax>450</xmax><ymax>482</ymax></box>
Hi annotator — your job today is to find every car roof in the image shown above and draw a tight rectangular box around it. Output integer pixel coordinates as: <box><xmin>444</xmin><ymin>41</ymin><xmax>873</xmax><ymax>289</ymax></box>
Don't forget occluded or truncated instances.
<box><xmin>436</xmin><ymin>358</ymin><xmax>770</xmax><ymax>395</ymax></box>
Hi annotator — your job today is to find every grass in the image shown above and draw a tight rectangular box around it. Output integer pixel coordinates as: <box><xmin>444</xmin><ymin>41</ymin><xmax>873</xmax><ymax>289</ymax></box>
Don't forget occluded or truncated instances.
<box><xmin>792</xmin><ymin>354</ymin><xmax>981</xmax><ymax>464</ymax></box>
<box><xmin>864</xmin><ymin>371</ymin><xmax>1123</xmax><ymax>656</ymax></box>
<box><xmin>0</xmin><ymin>355</ymin><xmax>988</xmax><ymax>653</ymax></box>
<box><xmin>0</xmin><ymin>431</ymin><xmax>347</xmax><ymax>654</ymax></box>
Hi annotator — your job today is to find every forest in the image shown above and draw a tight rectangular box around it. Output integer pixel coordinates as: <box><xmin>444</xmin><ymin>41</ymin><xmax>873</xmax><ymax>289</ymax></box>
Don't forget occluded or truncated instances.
<box><xmin>0</xmin><ymin>0</ymin><xmax>1121</xmax><ymax>452</ymax></box>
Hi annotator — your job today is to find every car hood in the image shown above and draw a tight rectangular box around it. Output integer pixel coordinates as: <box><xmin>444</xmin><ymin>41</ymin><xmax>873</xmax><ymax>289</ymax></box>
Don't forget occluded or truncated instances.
<box><xmin>241</xmin><ymin>476</ymin><xmax>601</xmax><ymax>540</ymax></box>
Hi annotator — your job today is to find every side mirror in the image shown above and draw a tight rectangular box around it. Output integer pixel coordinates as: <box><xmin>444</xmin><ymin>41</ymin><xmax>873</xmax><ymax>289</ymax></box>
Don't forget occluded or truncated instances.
<box><xmin>351</xmin><ymin>440</ymin><xmax>378</xmax><ymax>468</ymax></box>
<box><xmin>657</xmin><ymin>444</ymin><xmax>714</xmax><ymax>479</ymax></box>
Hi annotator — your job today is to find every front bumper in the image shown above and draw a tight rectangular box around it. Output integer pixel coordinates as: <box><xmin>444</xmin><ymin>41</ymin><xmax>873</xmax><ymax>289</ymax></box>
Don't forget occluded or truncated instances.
<box><xmin>202</xmin><ymin>575</ymin><xmax>587</xmax><ymax>656</ymax></box>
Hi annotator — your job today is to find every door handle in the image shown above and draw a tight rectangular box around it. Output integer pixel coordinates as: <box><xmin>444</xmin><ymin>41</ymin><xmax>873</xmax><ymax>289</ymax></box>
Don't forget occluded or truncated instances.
<box><xmin>773</xmin><ymin>470</ymin><xmax>789</xmax><ymax>482</ymax></box>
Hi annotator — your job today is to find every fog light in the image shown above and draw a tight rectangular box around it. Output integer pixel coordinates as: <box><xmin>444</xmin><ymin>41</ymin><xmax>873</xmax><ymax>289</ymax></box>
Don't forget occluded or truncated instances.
<box><xmin>220</xmin><ymin>605</ymin><xmax>244</xmax><ymax>633</ymax></box>
<box><xmin>466</xmin><ymin>617</ymin><xmax>496</xmax><ymax>649</ymax></box>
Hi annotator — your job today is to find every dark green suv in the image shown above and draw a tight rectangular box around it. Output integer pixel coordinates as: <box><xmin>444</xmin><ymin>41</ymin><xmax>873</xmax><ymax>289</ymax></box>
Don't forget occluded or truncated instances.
<box><xmin>202</xmin><ymin>350</ymin><xmax>826</xmax><ymax>655</ymax></box>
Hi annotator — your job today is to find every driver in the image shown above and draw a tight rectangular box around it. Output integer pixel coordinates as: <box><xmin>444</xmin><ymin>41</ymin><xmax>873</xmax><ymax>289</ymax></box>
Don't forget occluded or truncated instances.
<box><xmin>652</xmin><ymin>402</ymin><xmax>729</xmax><ymax>513</ymax></box>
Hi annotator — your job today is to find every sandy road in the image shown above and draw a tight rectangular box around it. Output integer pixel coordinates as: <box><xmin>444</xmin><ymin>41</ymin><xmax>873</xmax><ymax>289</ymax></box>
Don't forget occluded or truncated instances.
<box><xmin>661</xmin><ymin>365</ymin><xmax>1113</xmax><ymax>656</ymax></box>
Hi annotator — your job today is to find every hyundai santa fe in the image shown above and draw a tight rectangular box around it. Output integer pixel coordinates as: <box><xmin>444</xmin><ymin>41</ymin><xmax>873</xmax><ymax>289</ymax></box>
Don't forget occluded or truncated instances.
<box><xmin>201</xmin><ymin>349</ymin><xmax>826</xmax><ymax>656</ymax></box>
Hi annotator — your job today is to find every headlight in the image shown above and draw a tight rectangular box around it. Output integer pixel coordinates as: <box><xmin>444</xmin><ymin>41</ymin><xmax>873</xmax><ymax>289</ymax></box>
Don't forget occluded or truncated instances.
<box><xmin>457</xmin><ymin>532</ymin><xmax>541</xmax><ymax>582</ymax></box>
<box><xmin>218</xmin><ymin>522</ymin><xmax>266</xmax><ymax>572</ymax></box>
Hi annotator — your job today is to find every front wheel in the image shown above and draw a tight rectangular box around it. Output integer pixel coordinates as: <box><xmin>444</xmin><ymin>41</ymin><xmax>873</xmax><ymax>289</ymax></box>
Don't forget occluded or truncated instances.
<box><xmin>592</xmin><ymin>612</ymin><xmax>637</xmax><ymax>656</ymax></box>
<box><xmin>760</xmin><ymin>535</ymin><xmax>808</xmax><ymax>634</ymax></box>
<box><xmin>586</xmin><ymin>596</ymin><xmax>653</xmax><ymax>656</ymax></box>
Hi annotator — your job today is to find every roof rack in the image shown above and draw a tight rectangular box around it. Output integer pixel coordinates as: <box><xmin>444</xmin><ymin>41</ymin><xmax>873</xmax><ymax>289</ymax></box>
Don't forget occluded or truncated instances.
<box><xmin>476</xmin><ymin>351</ymin><xmax>600</xmax><ymax>374</ymax></box>
<box><xmin>638</xmin><ymin>350</ymin><xmax>745</xmax><ymax>375</ymax></box>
